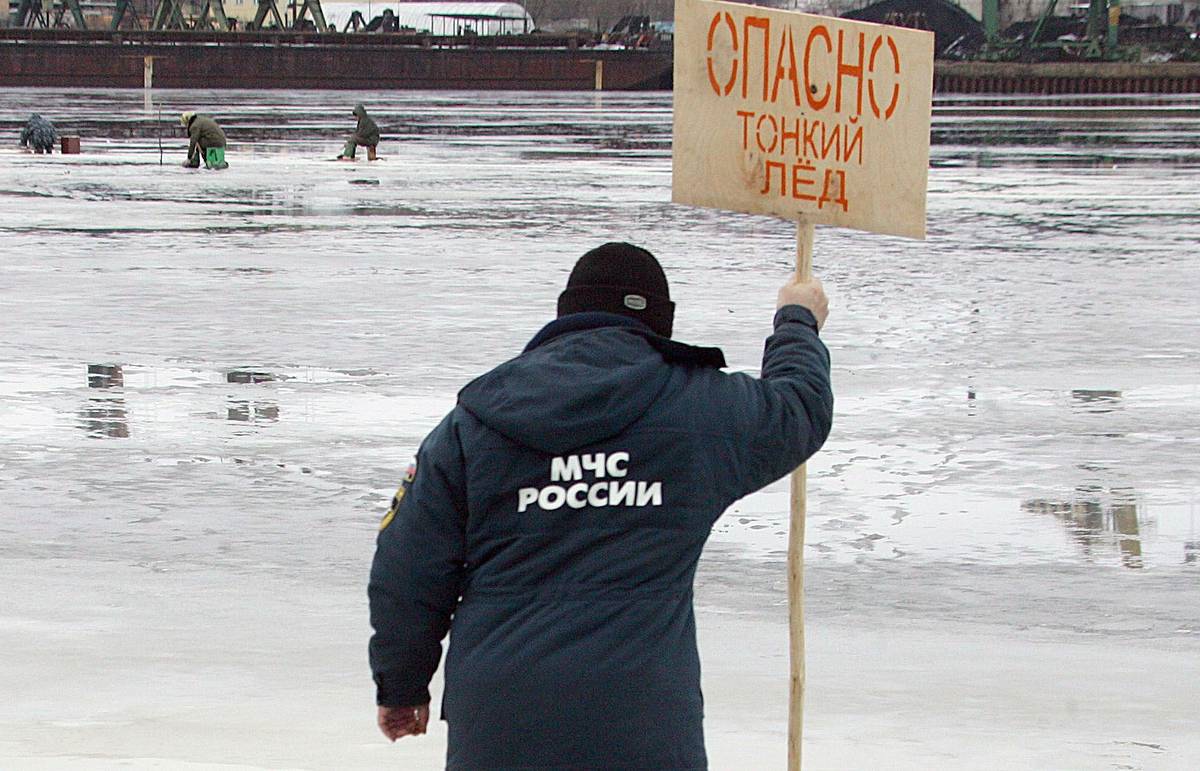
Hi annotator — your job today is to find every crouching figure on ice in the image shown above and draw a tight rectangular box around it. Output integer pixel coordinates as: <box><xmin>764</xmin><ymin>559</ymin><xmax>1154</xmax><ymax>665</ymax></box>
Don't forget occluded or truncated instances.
<box><xmin>368</xmin><ymin>242</ymin><xmax>834</xmax><ymax>768</ymax></box>
<box><xmin>180</xmin><ymin>112</ymin><xmax>228</xmax><ymax>170</ymax></box>
<box><xmin>337</xmin><ymin>103</ymin><xmax>380</xmax><ymax>161</ymax></box>
<box><xmin>20</xmin><ymin>114</ymin><xmax>58</xmax><ymax>154</ymax></box>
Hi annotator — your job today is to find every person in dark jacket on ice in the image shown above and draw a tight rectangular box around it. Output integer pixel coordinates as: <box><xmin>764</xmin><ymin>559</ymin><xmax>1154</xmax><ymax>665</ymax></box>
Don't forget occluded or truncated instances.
<box><xmin>180</xmin><ymin>112</ymin><xmax>228</xmax><ymax>170</ymax></box>
<box><xmin>368</xmin><ymin>242</ymin><xmax>832</xmax><ymax>769</ymax></box>
<box><xmin>338</xmin><ymin>103</ymin><xmax>380</xmax><ymax>161</ymax></box>
<box><xmin>19</xmin><ymin>114</ymin><xmax>58</xmax><ymax>154</ymax></box>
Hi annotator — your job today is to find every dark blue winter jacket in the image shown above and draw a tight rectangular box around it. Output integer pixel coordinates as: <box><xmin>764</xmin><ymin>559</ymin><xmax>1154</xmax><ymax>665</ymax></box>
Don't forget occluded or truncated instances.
<box><xmin>369</xmin><ymin>305</ymin><xmax>832</xmax><ymax>770</ymax></box>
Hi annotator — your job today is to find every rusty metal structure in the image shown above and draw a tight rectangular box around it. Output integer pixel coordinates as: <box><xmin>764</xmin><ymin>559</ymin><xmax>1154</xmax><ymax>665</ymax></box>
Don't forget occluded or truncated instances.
<box><xmin>252</xmin><ymin>0</ymin><xmax>329</xmax><ymax>32</ymax></box>
<box><xmin>935</xmin><ymin>60</ymin><xmax>1200</xmax><ymax>92</ymax></box>
<box><xmin>12</xmin><ymin>0</ymin><xmax>327</xmax><ymax>31</ymax></box>
<box><xmin>11</xmin><ymin>0</ymin><xmax>88</xmax><ymax>28</ymax></box>
<box><xmin>0</xmin><ymin>28</ymin><xmax>674</xmax><ymax>90</ymax></box>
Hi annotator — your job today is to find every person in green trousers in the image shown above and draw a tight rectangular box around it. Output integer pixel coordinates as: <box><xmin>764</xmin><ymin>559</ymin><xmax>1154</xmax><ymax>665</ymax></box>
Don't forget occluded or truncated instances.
<box><xmin>338</xmin><ymin>103</ymin><xmax>380</xmax><ymax>161</ymax></box>
<box><xmin>181</xmin><ymin>112</ymin><xmax>228</xmax><ymax>170</ymax></box>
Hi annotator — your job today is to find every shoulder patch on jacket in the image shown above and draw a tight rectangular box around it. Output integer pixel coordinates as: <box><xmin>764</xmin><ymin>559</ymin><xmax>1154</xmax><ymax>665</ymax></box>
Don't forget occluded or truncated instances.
<box><xmin>380</xmin><ymin>461</ymin><xmax>417</xmax><ymax>531</ymax></box>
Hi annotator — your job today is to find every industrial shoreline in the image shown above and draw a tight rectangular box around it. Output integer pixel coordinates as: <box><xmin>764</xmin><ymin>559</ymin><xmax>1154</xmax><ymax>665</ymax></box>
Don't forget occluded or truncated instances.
<box><xmin>0</xmin><ymin>29</ymin><xmax>673</xmax><ymax>91</ymax></box>
<box><xmin>5</xmin><ymin>28</ymin><xmax>1200</xmax><ymax>93</ymax></box>
<box><xmin>935</xmin><ymin>60</ymin><xmax>1200</xmax><ymax>94</ymax></box>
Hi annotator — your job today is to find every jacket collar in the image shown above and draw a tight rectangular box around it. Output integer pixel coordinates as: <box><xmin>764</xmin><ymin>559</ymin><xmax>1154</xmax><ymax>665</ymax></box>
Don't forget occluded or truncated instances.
<box><xmin>525</xmin><ymin>312</ymin><xmax>727</xmax><ymax>369</ymax></box>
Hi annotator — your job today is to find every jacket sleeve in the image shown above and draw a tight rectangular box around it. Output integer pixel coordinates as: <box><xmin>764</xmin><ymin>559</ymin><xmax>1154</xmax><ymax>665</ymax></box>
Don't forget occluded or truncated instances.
<box><xmin>187</xmin><ymin>124</ymin><xmax>200</xmax><ymax>163</ymax></box>
<box><xmin>719</xmin><ymin>304</ymin><xmax>833</xmax><ymax>500</ymax></box>
<box><xmin>368</xmin><ymin>412</ymin><xmax>467</xmax><ymax>707</ymax></box>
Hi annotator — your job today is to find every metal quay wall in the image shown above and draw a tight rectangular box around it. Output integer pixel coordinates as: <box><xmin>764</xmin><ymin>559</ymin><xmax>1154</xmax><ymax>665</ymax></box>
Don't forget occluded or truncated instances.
<box><xmin>0</xmin><ymin>29</ymin><xmax>673</xmax><ymax>91</ymax></box>
<box><xmin>3</xmin><ymin>29</ymin><xmax>1199</xmax><ymax>94</ymax></box>
<box><xmin>934</xmin><ymin>61</ymin><xmax>1200</xmax><ymax>95</ymax></box>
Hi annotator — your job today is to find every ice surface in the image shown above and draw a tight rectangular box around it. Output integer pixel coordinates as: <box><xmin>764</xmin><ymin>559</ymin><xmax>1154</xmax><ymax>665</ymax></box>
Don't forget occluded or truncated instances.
<box><xmin>1</xmin><ymin>90</ymin><xmax>1198</xmax><ymax>768</ymax></box>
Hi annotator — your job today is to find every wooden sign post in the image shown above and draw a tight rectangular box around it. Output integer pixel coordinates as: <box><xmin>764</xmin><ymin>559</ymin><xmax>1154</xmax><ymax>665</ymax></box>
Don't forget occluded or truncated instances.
<box><xmin>671</xmin><ymin>1</ymin><xmax>934</xmax><ymax>767</ymax></box>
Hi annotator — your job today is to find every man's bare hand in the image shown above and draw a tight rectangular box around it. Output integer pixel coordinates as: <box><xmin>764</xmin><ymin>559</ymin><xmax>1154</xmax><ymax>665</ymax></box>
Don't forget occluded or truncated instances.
<box><xmin>378</xmin><ymin>703</ymin><xmax>430</xmax><ymax>741</ymax></box>
<box><xmin>777</xmin><ymin>274</ymin><xmax>829</xmax><ymax>330</ymax></box>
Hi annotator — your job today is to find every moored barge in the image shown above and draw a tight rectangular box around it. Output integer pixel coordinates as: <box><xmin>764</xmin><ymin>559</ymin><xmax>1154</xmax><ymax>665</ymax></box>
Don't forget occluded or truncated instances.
<box><xmin>2</xmin><ymin>27</ymin><xmax>1199</xmax><ymax>94</ymax></box>
<box><xmin>0</xmin><ymin>28</ymin><xmax>674</xmax><ymax>90</ymax></box>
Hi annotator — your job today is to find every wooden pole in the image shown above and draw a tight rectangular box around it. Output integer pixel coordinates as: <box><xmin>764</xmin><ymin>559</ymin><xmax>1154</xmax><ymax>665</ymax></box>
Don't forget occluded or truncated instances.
<box><xmin>143</xmin><ymin>56</ymin><xmax>153</xmax><ymax>113</ymax></box>
<box><xmin>788</xmin><ymin>219</ymin><xmax>814</xmax><ymax>771</ymax></box>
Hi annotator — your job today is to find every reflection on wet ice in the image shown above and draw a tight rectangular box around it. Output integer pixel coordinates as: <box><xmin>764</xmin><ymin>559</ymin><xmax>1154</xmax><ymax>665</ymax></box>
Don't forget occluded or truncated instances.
<box><xmin>81</xmin><ymin>363</ymin><xmax>129</xmax><ymax>437</ymax></box>
<box><xmin>79</xmin><ymin>397</ymin><xmax>129</xmax><ymax>439</ymax></box>
<box><xmin>87</xmin><ymin>363</ymin><xmax>123</xmax><ymax>388</ymax></box>
<box><xmin>2</xmin><ymin>90</ymin><xmax>1198</xmax><ymax>574</ymax></box>
<box><xmin>1023</xmin><ymin>487</ymin><xmax>1143</xmax><ymax>569</ymax></box>
<box><xmin>1071</xmin><ymin>389</ymin><xmax>1122</xmax><ymax>414</ymax></box>
<box><xmin>227</xmin><ymin>399</ymin><xmax>280</xmax><ymax>423</ymax></box>
<box><xmin>226</xmin><ymin>369</ymin><xmax>277</xmax><ymax>384</ymax></box>
<box><xmin>225</xmin><ymin>368</ymin><xmax>281</xmax><ymax>424</ymax></box>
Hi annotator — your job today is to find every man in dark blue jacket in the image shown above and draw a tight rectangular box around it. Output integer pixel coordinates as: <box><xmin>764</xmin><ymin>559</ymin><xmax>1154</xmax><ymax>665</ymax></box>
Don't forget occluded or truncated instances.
<box><xmin>369</xmin><ymin>242</ymin><xmax>832</xmax><ymax>769</ymax></box>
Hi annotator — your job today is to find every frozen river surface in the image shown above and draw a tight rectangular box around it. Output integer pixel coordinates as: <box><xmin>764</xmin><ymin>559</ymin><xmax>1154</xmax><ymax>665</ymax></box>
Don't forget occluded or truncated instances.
<box><xmin>1</xmin><ymin>90</ymin><xmax>1198</xmax><ymax>769</ymax></box>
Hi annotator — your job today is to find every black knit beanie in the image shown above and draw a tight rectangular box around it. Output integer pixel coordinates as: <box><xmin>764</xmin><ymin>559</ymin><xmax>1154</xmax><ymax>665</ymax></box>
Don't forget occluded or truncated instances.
<box><xmin>557</xmin><ymin>243</ymin><xmax>675</xmax><ymax>338</ymax></box>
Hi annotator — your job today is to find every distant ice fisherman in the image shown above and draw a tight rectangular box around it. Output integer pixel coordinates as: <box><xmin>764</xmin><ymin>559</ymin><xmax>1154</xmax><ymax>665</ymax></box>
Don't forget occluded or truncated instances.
<box><xmin>338</xmin><ymin>103</ymin><xmax>380</xmax><ymax>161</ymax></box>
<box><xmin>180</xmin><ymin>112</ymin><xmax>228</xmax><ymax>170</ymax></box>
<box><xmin>19</xmin><ymin>114</ymin><xmax>58</xmax><ymax>154</ymax></box>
